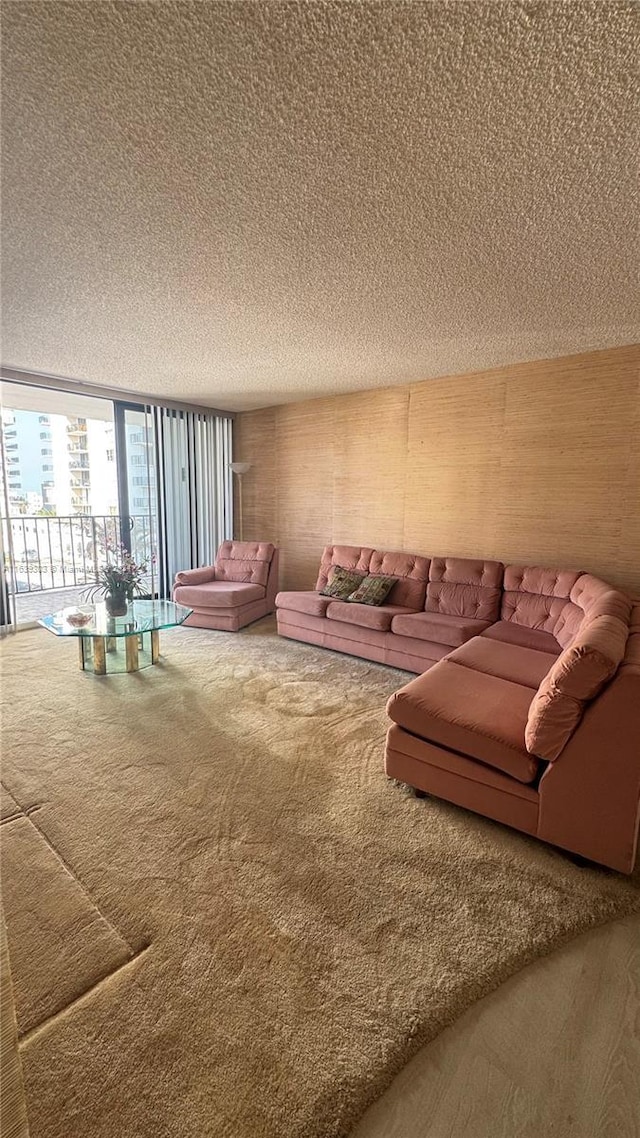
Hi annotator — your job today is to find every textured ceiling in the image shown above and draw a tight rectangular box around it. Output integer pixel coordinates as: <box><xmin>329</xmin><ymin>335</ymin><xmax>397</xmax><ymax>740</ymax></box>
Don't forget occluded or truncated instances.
<box><xmin>2</xmin><ymin>1</ymin><xmax>639</xmax><ymax>411</ymax></box>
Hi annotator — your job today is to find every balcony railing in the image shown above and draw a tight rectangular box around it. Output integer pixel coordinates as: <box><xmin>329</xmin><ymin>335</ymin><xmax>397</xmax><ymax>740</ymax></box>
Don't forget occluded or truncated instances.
<box><xmin>3</xmin><ymin>514</ymin><xmax>156</xmax><ymax>595</ymax></box>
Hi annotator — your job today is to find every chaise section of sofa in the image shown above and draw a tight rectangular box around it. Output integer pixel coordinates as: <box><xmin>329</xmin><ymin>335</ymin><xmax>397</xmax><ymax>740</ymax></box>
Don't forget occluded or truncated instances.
<box><xmin>385</xmin><ymin>578</ymin><xmax>639</xmax><ymax>872</ymax></box>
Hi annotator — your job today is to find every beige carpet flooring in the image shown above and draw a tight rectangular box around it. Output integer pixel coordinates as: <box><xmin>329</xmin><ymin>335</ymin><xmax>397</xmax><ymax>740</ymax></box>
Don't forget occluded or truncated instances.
<box><xmin>1</xmin><ymin>618</ymin><xmax>639</xmax><ymax>1138</ymax></box>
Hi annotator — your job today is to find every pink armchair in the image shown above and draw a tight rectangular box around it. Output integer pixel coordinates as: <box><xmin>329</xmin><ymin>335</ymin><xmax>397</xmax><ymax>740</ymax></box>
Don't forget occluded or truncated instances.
<box><xmin>173</xmin><ymin>541</ymin><xmax>279</xmax><ymax>631</ymax></box>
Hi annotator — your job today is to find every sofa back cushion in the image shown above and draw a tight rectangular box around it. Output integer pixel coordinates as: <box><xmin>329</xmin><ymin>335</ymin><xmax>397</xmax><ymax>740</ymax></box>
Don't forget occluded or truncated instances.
<box><xmin>554</xmin><ymin>574</ymin><xmax>632</xmax><ymax>649</ymax></box>
<box><xmin>368</xmin><ymin>550</ymin><xmax>431</xmax><ymax>608</ymax></box>
<box><xmin>215</xmin><ymin>540</ymin><xmax>275</xmax><ymax>587</ymax></box>
<box><xmin>501</xmin><ymin>565</ymin><xmax>581</xmax><ymax>633</ymax></box>
<box><xmin>525</xmin><ymin>614</ymin><xmax>629</xmax><ymax>760</ymax></box>
<box><xmin>315</xmin><ymin>546</ymin><xmax>374</xmax><ymax>592</ymax></box>
<box><xmin>552</xmin><ymin>602</ymin><xmax>585</xmax><ymax>650</ymax></box>
<box><xmin>316</xmin><ymin>546</ymin><xmax>429</xmax><ymax>608</ymax></box>
<box><xmin>426</xmin><ymin>557</ymin><xmax>503</xmax><ymax>621</ymax></box>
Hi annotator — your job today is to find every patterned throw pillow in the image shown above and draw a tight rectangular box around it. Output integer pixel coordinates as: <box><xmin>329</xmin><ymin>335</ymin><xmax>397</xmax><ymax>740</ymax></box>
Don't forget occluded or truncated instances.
<box><xmin>347</xmin><ymin>575</ymin><xmax>397</xmax><ymax>606</ymax></box>
<box><xmin>320</xmin><ymin>566</ymin><xmax>366</xmax><ymax>599</ymax></box>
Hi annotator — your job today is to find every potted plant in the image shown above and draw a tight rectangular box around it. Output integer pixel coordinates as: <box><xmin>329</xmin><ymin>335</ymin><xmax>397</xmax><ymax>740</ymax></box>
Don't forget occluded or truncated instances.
<box><xmin>85</xmin><ymin>543</ymin><xmax>150</xmax><ymax>616</ymax></box>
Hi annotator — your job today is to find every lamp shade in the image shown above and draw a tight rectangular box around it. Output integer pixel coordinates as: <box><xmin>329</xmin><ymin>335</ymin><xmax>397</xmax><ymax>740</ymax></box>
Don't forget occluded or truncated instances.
<box><xmin>230</xmin><ymin>461</ymin><xmax>251</xmax><ymax>475</ymax></box>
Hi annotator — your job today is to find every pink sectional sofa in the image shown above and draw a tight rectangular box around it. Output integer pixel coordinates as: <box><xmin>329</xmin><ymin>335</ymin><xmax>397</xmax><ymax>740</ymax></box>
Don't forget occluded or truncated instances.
<box><xmin>276</xmin><ymin>546</ymin><xmax>640</xmax><ymax>872</ymax></box>
<box><xmin>173</xmin><ymin>540</ymin><xmax>279</xmax><ymax>631</ymax></box>
<box><xmin>276</xmin><ymin>545</ymin><xmax>503</xmax><ymax>671</ymax></box>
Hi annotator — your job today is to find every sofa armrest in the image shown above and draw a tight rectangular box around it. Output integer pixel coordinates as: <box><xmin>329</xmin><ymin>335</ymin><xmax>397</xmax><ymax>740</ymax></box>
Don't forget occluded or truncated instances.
<box><xmin>537</xmin><ymin>665</ymin><xmax>640</xmax><ymax>872</ymax></box>
<box><xmin>174</xmin><ymin>566</ymin><xmax>216</xmax><ymax>586</ymax></box>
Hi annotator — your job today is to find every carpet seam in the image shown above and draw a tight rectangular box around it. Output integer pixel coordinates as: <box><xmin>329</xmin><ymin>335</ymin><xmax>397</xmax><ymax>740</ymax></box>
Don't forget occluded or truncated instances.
<box><xmin>0</xmin><ymin>779</ymin><xmax>136</xmax><ymax>956</ymax></box>
<box><xmin>18</xmin><ymin>944</ymin><xmax>152</xmax><ymax>1050</ymax></box>
<box><xmin>0</xmin><ymin>812</ymin><xmax>24</xmax><ymax>827</ymax></box>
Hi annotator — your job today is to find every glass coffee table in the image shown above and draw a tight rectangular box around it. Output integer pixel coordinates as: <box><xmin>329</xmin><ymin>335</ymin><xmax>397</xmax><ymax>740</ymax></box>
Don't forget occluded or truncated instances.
<box><xmin>39</xmin><ymin>599</ymin><xmax>193</xmax><ymax>675</ymax></box>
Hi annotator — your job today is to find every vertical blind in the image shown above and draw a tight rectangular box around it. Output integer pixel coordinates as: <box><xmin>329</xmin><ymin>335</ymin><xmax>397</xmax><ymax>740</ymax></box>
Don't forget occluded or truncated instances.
<box><xmin>0</xmin><ymin>427</ymin><xmax>16</xmax><ymax>633</ymax></box>
<box><xmin>153</xmin><ymin>407</ymin><xmax>233</xmax><ymax>598</ymax></box>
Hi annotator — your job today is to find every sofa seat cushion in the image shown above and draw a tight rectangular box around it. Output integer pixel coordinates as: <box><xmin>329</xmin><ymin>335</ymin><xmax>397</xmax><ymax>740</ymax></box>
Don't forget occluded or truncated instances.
<box><xmin>387</xmin><ymin>722</ymin><xmax>540</xmax><ymax>801</ymax></box>
<box><xmin>386</xmin><ymin>660</ymin><xmax>539</xmax><ymax>783</ymax></box>
<box><xmin>275</xmin><ymin>591</ymin><xmax>331</xmax><ymax>618</ymax></box>
<box><xmin>481</xmin><ymin>621</ymin><xmax>561</xmax><ymax>655</ymax></box>
<box><xmin>326</xmin><ymin>601</ymin><xmax>418</xmax><ymax>632</ymax></box>
<box><xmin>173</xmin><ymin>581</ymin><xmax>265</xmax><ymax>609</ymax></box>
<box><xmin>448</xmin><ymin>637</ymin><xmax>557</xmax><ymax>689</ymax></box>
<box><xmin>391</xmin><ymin>611</ymin><xmax>491</xmax><ymax>648</ymax></box>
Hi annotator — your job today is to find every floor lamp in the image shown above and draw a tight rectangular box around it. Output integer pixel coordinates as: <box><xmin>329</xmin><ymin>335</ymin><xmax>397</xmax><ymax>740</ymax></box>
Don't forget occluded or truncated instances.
<box><xmin>230</xmin><ymin>462</ymin><xmax>251</xmax><ymax>541</ymax></box>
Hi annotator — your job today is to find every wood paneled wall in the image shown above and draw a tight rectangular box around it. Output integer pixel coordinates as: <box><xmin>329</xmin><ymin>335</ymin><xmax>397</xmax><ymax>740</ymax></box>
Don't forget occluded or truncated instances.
<box><xmin>235</xmin><ymin>345</ymin><xmax>640</xmax><ymax>595</ymax></box>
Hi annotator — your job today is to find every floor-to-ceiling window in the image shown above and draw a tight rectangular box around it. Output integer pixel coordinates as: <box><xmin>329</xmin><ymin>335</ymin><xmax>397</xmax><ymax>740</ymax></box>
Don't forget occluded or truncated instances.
<box><xmin>0</xmin><ymin>377</ymin><xmax>234</xmax><ymax>629</ymax></box>
<box><xmin>0</xmin><ymin>383</ymin><xmax>156</xmax><ymax>626</ymax></box>
<box><xmin>114</xmin><ymin>401</ymin><xmax>157</xmax><ymax>597</ymax></box>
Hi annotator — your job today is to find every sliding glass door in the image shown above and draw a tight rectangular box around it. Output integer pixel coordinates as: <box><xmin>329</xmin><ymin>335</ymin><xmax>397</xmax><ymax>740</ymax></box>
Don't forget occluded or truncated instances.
<box><xmin>0</xmin><ymin>382</ymin><xmax>119</xmax><ymax>626</ymax></box>
<box><xmin>1</xmin><ymin>377</ymin><xmax>233</xmax><ymax>627</ymax></box>
<box><xmin>113</xmin><ymin>402</ymin><xmax>157</xmax><ymax>598</ymax></box>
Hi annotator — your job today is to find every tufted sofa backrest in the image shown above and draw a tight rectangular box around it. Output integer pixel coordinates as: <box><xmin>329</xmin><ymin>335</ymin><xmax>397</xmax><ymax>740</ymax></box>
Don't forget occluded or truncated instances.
<box><xmin>500</xmin><ymin>565</ymin><xmax>581</xmax><ymax>633</ymax></box>
<box><xmin>215</xmin><ymin>541</ymin><xmax>275</xmax><ymax>588</ymax></box>
<box><xmin>311</xmin><ymin>548</ymin><xmax>633</xmax><ymax>657</ymax></box>
<box><xmin>315</xmin><ymin>545</ymin><xmax>431</xmax><ymax>608</ymax></box>
<box><xmin>426</xmin><ymin>557</ymin><xmax>504</xmax><ymax>620</ymax></box>
<box><xmin>369</xmin><ymin>549</ymin><xmax>431</xmax><ymax>608</ymax></box>
<box><xmin>315</xmin><ymin>545</ymin><xmax>374</xmax><ymax>591</ymax></box>
<box><xmin>554</xmin><ymin>573</ymin><xmax>633</xmax><ymax>648</ymax></box>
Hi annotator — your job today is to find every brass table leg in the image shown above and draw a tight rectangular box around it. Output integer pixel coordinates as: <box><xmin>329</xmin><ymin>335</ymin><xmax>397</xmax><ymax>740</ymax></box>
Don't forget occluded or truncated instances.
<box><xmin>93</xmin><ymin>637</ymin><xmax>107</xmax><ymax>676</ymax></box>
<box><xmin>125</xmin><ymin>635</ymin><xmax>139</xmax><ymax>673</ymax></box>
<box><xmin>106</xmin><ymin>636</ymin><xmax>117</xmax><ymax>653</ymax></box>
<box><xmin>151</xmin><ymin>630</ymin><xmax>160</xmax><ymax>664</ymax></box>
